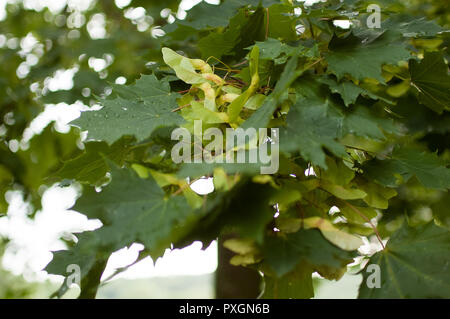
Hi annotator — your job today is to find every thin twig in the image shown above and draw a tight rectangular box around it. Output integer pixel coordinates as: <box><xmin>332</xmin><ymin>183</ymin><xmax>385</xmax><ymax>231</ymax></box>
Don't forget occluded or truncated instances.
<box><xmin>172</xmin><ymin>177</ymin><xmax>202</xmax><ymax>196</ymax></box>
<box><xmin>177</xmin><ymin>88</ymin><xmax>196</xmax><ymax>94</ymax></box>
<box><xmin>100</xmin><ymin>252</ymin><xmax>148</xmax><ymax>285</ymax></box>
<box><xmin>232</xmin><ymin>60</ymin><xmax>248</xmax><ymax>68</ymax></box>
<box><xmin>214</xmin><ymin>66</ymin><xmax>241</xmax><ymax>73</ymax></box>
<box><xmin>206</xmin><ymin>56</ymin><xmax>233</xmax><ymax>72</ymax></box>
<box><xmin>307</xmin><ymin>18</ymin><xmax>315</xmax><ymax>39</ymax></box>
<box><xmin>304</xmin><ymin>57</ymin><xmax>324</xmax><ymax>71</ymax></box>
<box><xmin>128</xmin><ymin>141</ymin><xmax>154</xmax><ymax>151</ymax></box>
<box><xmin>171</xmin><ymin>103</ymin><xmax>191</xmax><ymax>112</ymax></box>
<box><xmin>296</xmin><ymin>202</ymin><xmax>305</xmax><ymax>229</ymax></box>
<box><xmin>318</xmin><ymin>187</ymin><xmax>386</xmax><ymax>249</ymax></box>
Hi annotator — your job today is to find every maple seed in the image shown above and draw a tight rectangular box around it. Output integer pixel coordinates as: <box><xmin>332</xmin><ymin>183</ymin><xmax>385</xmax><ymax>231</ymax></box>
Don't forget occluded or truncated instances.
<box><xmin>202</xmin><ymin>73</ymin><xmax>225</xmax><ymax>85</ymax></box>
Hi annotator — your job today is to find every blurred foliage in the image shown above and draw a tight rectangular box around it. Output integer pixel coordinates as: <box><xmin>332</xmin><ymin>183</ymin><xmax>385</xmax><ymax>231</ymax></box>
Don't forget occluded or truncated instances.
<box><xmin>0</xmin><ymin>0</ymin><xmax>180</xmax><ymax>297</ymax></box>
<box><xmin>0</xmin><ymin>240</ymin><xmax>37</xmax><ymax>298</ymax></box>
<box><xmin>0</xmin><ymin>0</ymin><xmax>180</xmax><ymax>213</ymax></box>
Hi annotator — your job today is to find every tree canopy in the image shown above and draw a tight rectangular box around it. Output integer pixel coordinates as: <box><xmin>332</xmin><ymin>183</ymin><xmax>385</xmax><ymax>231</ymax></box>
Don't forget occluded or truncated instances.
<box><xmin>0</xmin><ymin>0</ymin><xmax>449</xmax><ymax>299</ymax></box>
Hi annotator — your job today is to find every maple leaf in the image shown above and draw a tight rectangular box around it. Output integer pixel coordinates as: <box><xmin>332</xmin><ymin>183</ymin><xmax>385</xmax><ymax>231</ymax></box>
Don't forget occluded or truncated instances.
<box><xmin>364</xmin><ymin>147</ymin><xmax>450</xmax><ymax>190</ymax></box>
<box><xmin>263</xmin><ymin>229</ymin><xmax>357</xmax><ymax>278</ymax></box>
<box><xmin>280</xmin><ymin>97</ymin><xmax>346</xmax><ymax>169</ymax></box>
<box><xmin>325</xmin><ymin>31</ymin><xmax>411</xmax><ymax>83</ymax></box>
<box><xmin>72</xmin><ymin>75</ymin><xmax>183</xmax><ymax>144</ymax></box>
<box><xmin>359</xmin><ymin>222</ymin><xmax>450</xmax><ymax>299</ymax></box>
<box><xmin>46</xmin><ymin>164</ymin><xmax>198</xmax><ymax>297</ymax></box>
<box><xmin>409</xmin><ymin>51</ymin><xmax>450</xmax><ymax>114</ymax></box>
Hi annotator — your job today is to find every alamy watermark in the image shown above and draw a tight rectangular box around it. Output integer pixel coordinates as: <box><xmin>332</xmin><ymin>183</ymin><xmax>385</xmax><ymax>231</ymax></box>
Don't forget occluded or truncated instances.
<box><xmin>367</xmin><ymin>4</ymin><xmax>381</xmax><ymax>29</ymax></box>
<box><xmin>66</xmin><ymin>263</ymin><xmax>81</xmax><ymax>288</ymax></box>
<box><xmin>171</xmin><ymin>120</ymin><xmax>279</xmax><ymax>174</ymax></box>
<box><xmin>365</xmin><ymin>264</ymin><xmax>381</xmax><ymax>289</ymax></box>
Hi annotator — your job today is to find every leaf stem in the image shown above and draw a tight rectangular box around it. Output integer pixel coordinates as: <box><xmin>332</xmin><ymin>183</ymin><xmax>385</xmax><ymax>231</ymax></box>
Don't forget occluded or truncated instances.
<box><xmin>214</xmin><ymin>67</ymin><xmax>241</xmax><ymax>73</ymax></box>
<box><xmin>303</xmin><ymin>57</ymin><xmax>323</xmax><ymax>71</ymax></box>
<box><xmin>171</xmin><ymin>103</ymin><xmax>191</xmax><ymax>112</ymax></box>
<box><xmin>206</xmin><ymin>56</ymin><xmax>233</xmax><ymax>72</ymax></box>
<box><xmin>307</xmin><ymin>18</ymin><xmax>314</xmax><ymax>39</ymax></box>
<box><xmin>342</xmin><ymin>200</ymin><xmax>385</xmax><ymax>249</ymax></box>
<box><xmin>232</xmin><ymin>60</ymin><xmax>248</xmax><ymax>68</ymax></box>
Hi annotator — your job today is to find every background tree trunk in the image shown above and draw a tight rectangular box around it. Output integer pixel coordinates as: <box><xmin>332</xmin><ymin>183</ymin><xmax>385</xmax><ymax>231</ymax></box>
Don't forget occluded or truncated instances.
<box><xmin>215</xmin><ymin>235</ymin><xmax>262</xmax><ymax>299</ymax></box>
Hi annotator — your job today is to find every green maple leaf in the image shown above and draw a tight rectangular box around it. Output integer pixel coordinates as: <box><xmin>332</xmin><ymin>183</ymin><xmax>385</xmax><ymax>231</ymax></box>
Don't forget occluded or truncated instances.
<box><xmin>52</xmin><ymin>137</ymin><xmax>134</xmax><ymax>185</ymax></box>
<box><xmin>338</xmin><ymin>205</ymin><xmax>377</xmax><ymax>224</ymax></box>
<box><xmin>73</xmin><ymin>165</ymin><xmax>195</xmax><ymax>259</ymax></box>
<box><xmin>342</xmin><ymin>106</ymin><xmax>398</xmax><ymax>140</ymax></box>
<box><xmin>293</xmin><ymin>76</ymin><xmax>398</xmax><ymax>144</ymax></box>
<box><xmin>409</xmin><ymin>51</ymin><xmax>450</xmax><ymax>114</ymax></box>
<box><xmin>317</xmin><ymin>157</ymin><xmax>368</xmax><ymax>200</ymax></box>
<box><xmin>318</xmin><ymin>76</ymin><xmax>392</xmax><ymax>107</ymax></box>
<box><xmin>198</xmin><ymin>32</ymin><xmax>239</xmax><ymax>61</ymax></box>
<box><xmin>198</xmin><ymin>6</ymin><xmax>265</xmax><ymax>60</ymax></box>
<box><xmin>265</xmin><ymin>4</ymin><xmax>297</xmax><ymax>41</ymax></box>
<box><xmin>46</xmin><ymin>165</ymin><xmax>197</xmax><ymax>297</ymax></box>
<box><xmin>321</xmin><ymin>157</ymin><xmax>356</xmax><ymax>185</ymax></box>
<box><xmin>168</xmin><ymin>0</ymin><xmax>273</xmax><ymax>30</ymax></box>
<box><xmin>356</xmin><ymin>179</ymin><xmax>397</xmax><ymax>210</ymax></box>
<box><xmin>45</xmin><ymin>231</ymin><xmax>109</xmax><ymax>299</ymax></box>
<box><xmin>382</xmin><ymin>15</ymin><xmax>443</xmax><ymax>38</ymax></box>
<box><xmin>280</xmin><ymin>98</ymin><xmax>346</xmax><ymax>169</ymax></box>
<box><xmin>241</xmin><ymin>56</ymin><xmax>300</xmax><ymax>130</ymax></box>
<box><xmin>364</xmin><ymin>147</ymin><xmax>450</xmax><ymax>190</ymax></box>
<box><xmin>72</xmin><ymin>75</ymin><xmax>183</xmax><ymax>144</ymax></box>
<box><xmin>431</xmin><ymin>193</ymin><xmax>450</xmax><ymax>228</ymax></box>
<box><xmin>13</xmin><ymin>124</ymin><xmax>80</xmax><ymax>209</ymax></box>
<box><xmin>263</xmin><ymin>264</ymin><xmax>314</xmax><ymax>299</ymax></box>
<box><xmin>251</xmin><ymin>38</ymin><xmax>297</xmax><ymax>65</ymax></box>
<box><xmin>249</xmin><ymin>38</ymin><xmax>318</xmax><ymax>65</ymax></box>
<box><xmin>176</xmin><ymin>179</ymin><xmax>275</xmax><ymax>248</ymax></box>
<box><xmin>325</xmin><ymin>31</ymin><xmax>411</xmax><ymax>83</ymax></box>
<box><xmin>321</xmin><ymin>182</ymin><xmax>367</xmax><ymax>200</ymax></box>
<box><xmin>359</xmin><ymin>222</ymin><xmax>450</xmax><ymax>298</ymax></box>
<box><xmin>170</xmin><ymin>1</ymin><xmax>246</xmax><ymax>30</ymax></box>
<box><xmin>230</xmin><ymin>6</ymin><xmax>267</xmax><ymax>59</ymax></box>
<box><xmin>263</xmin><ymin>229</ymin><xmax>357</xmax><ymax>279</ymax></box>
<box><xmin>394</xmin><ymin>95</ymin><xmax>450</xmax><ymax>135</ymax></box>
<box><xmin>178</xmin><ymin>161</ymin><xmax>263</xmax><ymax>179</ymax></box>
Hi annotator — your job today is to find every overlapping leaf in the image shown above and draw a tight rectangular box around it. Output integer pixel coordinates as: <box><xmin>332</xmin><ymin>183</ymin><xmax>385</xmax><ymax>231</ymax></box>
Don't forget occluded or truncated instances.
<box><xmin>359</xmin><ymin>222</ymin><xmax>450</xmax><ymax>298</ymax></box>
<box><xmin>409</xmin><ymin>51</ymin><xmax>450</xmax><ymax>114</ymax></box>
<box><xmin>72</xmin><ymin>75</ymin><xmax>183</xmax><ymax>144</ymax></box>
<box><xmin>263</xmin><ymin>229</ymin><xmax>357</xmax><ymax>278</ymax></box>
<box><xmin>326</xmin><ymin>31</ymin><xmax>411</xmax><ymax>83</ymax></box>
<box><xmin>46</xmin><ymin>165</ymin><xmax>197</xmax><ymax>296</ymax></box>
<box><xmin>280</xmin><ymin>97</ymin><xmax>346</xmax><ymax>169</ymax></box>
<box><xmin>364</xmin><ymin>147</ymin><xmax>450</xmax><ymax>190</ymax></box>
